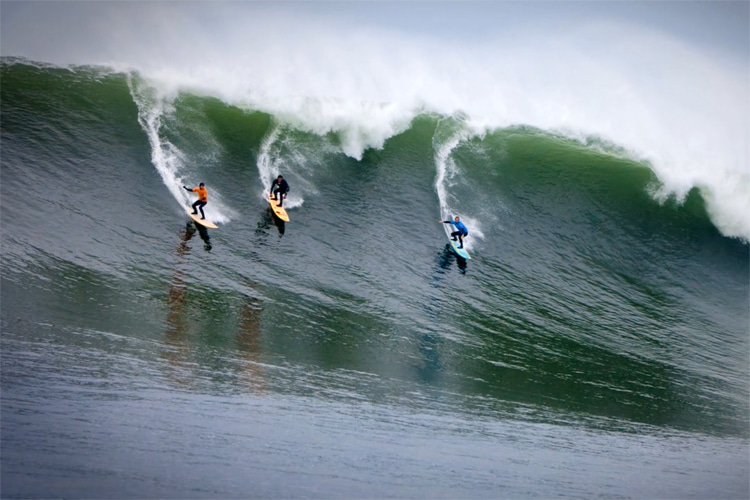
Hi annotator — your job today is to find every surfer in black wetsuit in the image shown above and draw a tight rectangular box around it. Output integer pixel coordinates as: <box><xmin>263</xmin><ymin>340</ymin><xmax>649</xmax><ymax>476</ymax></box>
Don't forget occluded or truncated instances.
<box><xmin>270</xmin><ymin>175</ymin><xmax>290</xmax><ymax>207</ymax></box>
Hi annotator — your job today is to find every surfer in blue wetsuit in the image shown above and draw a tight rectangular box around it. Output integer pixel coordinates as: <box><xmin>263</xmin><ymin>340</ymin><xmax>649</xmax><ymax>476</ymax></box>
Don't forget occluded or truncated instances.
<box><xmin>441</xmin><ymin>216</ymin><xmax>469</xmax><ymax>249</ymax></box>
<box><xmin>270</xmin><ymin>175</ymin><xmax>290</xmax><ymax>207</ymax></box>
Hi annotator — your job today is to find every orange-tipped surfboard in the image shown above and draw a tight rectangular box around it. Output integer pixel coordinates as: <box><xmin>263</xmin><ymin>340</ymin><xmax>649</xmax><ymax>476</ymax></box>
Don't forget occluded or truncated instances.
<box><xmin>268</xmin><ymin>194</ymin><xmax>290</xmax><ymax>222</ymax></box>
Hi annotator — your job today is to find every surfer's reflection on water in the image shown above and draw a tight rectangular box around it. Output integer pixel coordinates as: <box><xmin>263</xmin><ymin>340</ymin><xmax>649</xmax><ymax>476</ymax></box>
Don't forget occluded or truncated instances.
<box><xmin>236</xmin><ymin>298</ymin><xmax>265</xmax><ymax>393</ymax></box>
<box><xmin>163</xmin><ymin>226</ymin><xmax>266</xmax><ymax>393</ymax></box>
<box><xmin>162</xmin><ymin>226</ymin><xmax>194</xmax><ymax>387</ymax></box>
<box><xmin>192</xmin><ymin>221</ymin><xmax>212</xmax><ymax>251</ymax></box>
<box><xmin>438</xmin><ymin>245</ymin><xmax>468</xmax><ymax>273</ymax></box>
<box><xmin>416</xmin><ymin>331</ymin><xmax>444</xmax><ymax>384</ymax></box>
<box><xmin>272</xmin><ymin>216</ymin><xmax>286</xmax><ymax>236</ymax></box>
<box><xmin>256</xmin><ymin>209</ymin><xmax>285</xmax><ymax>238</ymax></box>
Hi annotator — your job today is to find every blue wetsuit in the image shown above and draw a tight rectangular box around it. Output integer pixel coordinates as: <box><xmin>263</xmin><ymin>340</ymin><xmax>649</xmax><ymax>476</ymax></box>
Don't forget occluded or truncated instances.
<box><xmin>443</xmin><ymin>219</ymin><xmax>468</xmax><ymax>248</ymax></box>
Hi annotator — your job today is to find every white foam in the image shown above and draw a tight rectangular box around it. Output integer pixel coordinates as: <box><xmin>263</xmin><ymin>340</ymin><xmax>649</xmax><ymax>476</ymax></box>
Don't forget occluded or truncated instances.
<box><xmin>127</xmin><ymin>75</ymin><xmax>234</xmax><ymax>224</ymax></box>
<box><xmin>132</xmin><ymin>16</ymin><xmax>747</xmax><ymax>240</ymax></box>
<box><xmin>433</xmin><ymin>117</ymin><xmax>484</xmax><ymax>249</ymax></box>
<box><xmin>8</xmin><ymin>3</ymin><xmax>746</xmax><ymax>239</ymax></box>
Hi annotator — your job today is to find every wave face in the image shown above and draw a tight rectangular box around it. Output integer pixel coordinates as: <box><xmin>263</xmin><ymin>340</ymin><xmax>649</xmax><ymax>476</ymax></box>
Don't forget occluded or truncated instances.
<box><xmin>2</xmin><ymin>2</ymin><xmax>749</xmax><ymax>241</ymax></box>
<box><xmin>1</xmin><ymin>48</ymin><xmax>749</xmax><ymax>499</ymax></box>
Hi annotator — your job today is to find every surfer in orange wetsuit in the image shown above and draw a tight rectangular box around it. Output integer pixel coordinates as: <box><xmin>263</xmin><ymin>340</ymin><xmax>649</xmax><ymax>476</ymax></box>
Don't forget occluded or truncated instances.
<box><xmin>183</xmin><ymin>182</ymin><xmax>208</xmax><ymax>219</ymax></box>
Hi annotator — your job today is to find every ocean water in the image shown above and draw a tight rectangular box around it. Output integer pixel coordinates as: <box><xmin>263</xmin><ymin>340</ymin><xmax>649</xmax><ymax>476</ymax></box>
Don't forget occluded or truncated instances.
<box><xmin>1</xmin><ymin>14</ymin><xmax>748</xmax><ymax>497</ymax></box>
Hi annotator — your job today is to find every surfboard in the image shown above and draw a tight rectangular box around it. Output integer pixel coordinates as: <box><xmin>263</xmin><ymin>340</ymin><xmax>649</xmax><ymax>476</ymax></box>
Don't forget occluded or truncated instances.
<box><xmin>268</xmin><ymin>194</ymin><xmax>290</xmax><ymax>222</ymax></box>
<box><xmin>449</xmin><ymin>238</ymin><xmax>471</xmax><ymax>260</ymax></box>
<box><xmin>443</xmin><ymin>222</ymin><xmax>471</xmax><ymax>259</ymax></box>
<box><xmin>186</xmin><ymin>208</ymin><xmax>218</xmax><ymax>229</ymax></box>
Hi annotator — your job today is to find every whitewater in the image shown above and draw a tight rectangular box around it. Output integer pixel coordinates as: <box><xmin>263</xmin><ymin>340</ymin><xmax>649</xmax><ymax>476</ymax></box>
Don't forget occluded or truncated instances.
<box><xmin>2</xmin><ymin>3</ymin><xmax>748</xmax><ymax>241</ymax></box>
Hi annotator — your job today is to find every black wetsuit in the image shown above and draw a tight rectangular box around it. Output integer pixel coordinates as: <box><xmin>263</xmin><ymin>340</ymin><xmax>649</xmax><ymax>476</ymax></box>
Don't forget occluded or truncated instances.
<box><xmin>270</xmin><ymin>178</ymin><xmax>290</xmax><ymax>207</ymax></box>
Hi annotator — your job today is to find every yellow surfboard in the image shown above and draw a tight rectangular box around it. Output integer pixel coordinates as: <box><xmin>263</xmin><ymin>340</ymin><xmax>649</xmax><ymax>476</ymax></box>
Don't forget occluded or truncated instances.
<box><xmin>186</xmin><ymin>208</ymin><xmax>218</xmax><ymax>229</ymax></box>
<box><xmin>268</xmin><ymin>194</ymin><xmax>290</xmax><ymax>222</ymax></box>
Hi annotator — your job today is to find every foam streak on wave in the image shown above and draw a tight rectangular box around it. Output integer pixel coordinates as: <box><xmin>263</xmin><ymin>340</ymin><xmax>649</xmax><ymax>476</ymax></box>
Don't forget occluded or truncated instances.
<box><xmin>127</xmin><ymin>76</ymin><xmax>184</xmax><ymax>204</ymax></box>
<box><xmin>127</xmin><ymin>74</ymin><xmax>232</xmax><ymax>223</ymax></box>
<box><xmin>257</xmin><ymin>122</ymin><xmax>283</xmax><ymax>199</ymax></box>
<box><xmin>255</xmin><ymin>124</ymin><xmax>307</xmax><ymax>210</ymax></box>
<box><xmin>433</xmin><ymin>117</ymin><xmax>483</xmax><ymax>249</ymax></box>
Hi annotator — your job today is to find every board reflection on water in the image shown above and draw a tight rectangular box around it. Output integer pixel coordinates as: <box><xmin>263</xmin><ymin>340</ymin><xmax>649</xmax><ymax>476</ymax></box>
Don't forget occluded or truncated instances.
<box><xmin>163</xmin><ymin>225</ymin><xmax>265</xmax><ymax>393</ymax></box>
<box><xmin>255</xmin><ymin>208</ymin><xmax>286</xmax><ymax>239</ymax></box>
<box><xmin>437</xmin><ymin>244</ymin><xmax>467</xmax><ymax>273</ymax></box>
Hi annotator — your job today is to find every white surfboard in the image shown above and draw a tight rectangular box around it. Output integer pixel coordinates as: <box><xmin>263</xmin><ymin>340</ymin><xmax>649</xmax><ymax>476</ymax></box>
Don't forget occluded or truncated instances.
<box><xmin>186</xmin><ymin>207</ymin><xmax>218</xmax><ymax>229</ymax></box>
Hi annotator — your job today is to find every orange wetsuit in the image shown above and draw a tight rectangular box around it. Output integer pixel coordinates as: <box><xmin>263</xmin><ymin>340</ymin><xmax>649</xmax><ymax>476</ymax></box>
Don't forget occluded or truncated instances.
<box><xmin>192</xmin><ymin>186</ymin><xmax>208</xmax><ymax>203</ymax></box>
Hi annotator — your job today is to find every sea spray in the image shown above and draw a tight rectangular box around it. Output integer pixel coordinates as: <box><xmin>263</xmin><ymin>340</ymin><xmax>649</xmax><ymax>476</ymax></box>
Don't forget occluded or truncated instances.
<box><xmin>127</xmin><ymin>74</ymin><xmax>183</xmax><ymax>203</ymax></box>
<box><xmin>433</xmin><ymin>116</ymin><xmax>484</xmax><ymax>249</ymax></box>
<box><xmin>255</xmin><ymin>122</ymin><xmax>322</xmax><ymax>210</ymax></box>
<box><xmin>257</xmin><ymin>122</ymin><xmax>283</xmax><ymax>198</ymax></box>
<box><xmin>127</xmin><ymin>73</ymin><xmax>235</xmax><ymax>223</ymax></box>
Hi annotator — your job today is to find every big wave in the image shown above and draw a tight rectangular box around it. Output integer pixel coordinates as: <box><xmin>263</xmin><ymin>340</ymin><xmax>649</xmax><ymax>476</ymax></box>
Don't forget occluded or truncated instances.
<box><xmin>3</xmin><ymin>2</ymin><xmax>747</xmax><ymax>241</ymax></box>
